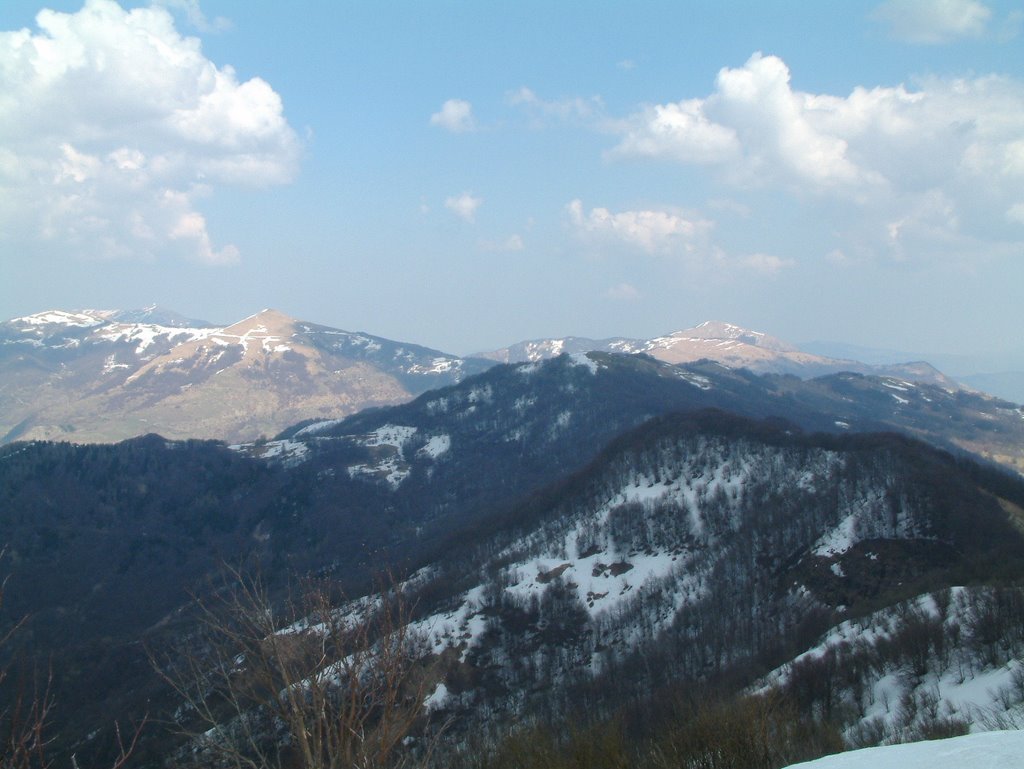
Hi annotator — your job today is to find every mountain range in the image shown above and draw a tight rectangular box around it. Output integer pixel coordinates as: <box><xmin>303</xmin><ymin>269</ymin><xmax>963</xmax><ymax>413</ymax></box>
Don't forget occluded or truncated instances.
<box><xmin>4</xmin><ymin>308</ymin><xmax>1024</xmax><ymax>766</ymax></box>
<box><xmin>0</xmin><ymin>309</ymin><xmax>1000</xmax><ymax>448</ymax></box>
<box><xmin>3</xmin><ymin>350</ymin><xmax>1024</xmax><ymax>766</ymax></box>
<box><xmin>0</xmin><ymin>307</ymin><xmax>492</xmax><ymax>444</ymax></box>
<box><xmin>474</xmin><ymin>320</ymin><xmax>961</xmax><ymax>389</ymax></box>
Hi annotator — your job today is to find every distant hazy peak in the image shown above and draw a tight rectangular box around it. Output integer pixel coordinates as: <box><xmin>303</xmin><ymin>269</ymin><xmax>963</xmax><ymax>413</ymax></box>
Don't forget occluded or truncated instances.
<box><xmin>219</xmin><ymin>308</ymin><xmax>298</xmax><ymax>336</ymax></box>
<box><xmin>10</xmin><ymin>309</ymin><xmax>107</xmax><ymax>327</ymax></box>
<box><xmin>668</xmin><ymin>320</ymin><xmax>796</xmax><ymax>352</ymax></box>
<box><xmin>9</xmin><ymin>307</ymin><xmax>213</xmax><ymax>330</ymax></box>
<box><xmin>107</xmin><ymin>305</ymin><xmax>214</xmax><ymax>328</ymax></box>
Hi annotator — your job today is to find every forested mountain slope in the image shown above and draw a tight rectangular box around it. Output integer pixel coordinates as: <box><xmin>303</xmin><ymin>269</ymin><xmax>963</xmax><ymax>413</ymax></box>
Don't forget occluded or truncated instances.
<box><xmin>2</xmin><ymin>353</ymin><xmax>1023</xmax><ymax>766</ymax></box>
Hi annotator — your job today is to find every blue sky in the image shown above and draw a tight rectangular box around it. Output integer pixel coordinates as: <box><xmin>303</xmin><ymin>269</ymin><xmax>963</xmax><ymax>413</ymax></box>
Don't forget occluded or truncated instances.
<box><xmin>1</xmin><ymin>0</ymin><xmax>1022</xmax><ymax>357</ymax></box>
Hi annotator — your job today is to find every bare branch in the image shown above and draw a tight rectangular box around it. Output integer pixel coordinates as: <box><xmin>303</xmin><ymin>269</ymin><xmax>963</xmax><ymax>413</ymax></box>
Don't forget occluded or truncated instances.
<box><xmin>155</xmin><ymin>566</ymin><xmax>434</xmax><ymax>769</ymax></box>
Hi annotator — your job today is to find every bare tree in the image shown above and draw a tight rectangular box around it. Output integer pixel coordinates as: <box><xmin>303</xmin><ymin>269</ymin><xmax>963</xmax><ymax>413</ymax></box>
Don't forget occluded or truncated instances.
<box><xmin>0</xmin><ymin>621</ymin><xmax>53</xmax><ymax>769</ymax></box>
<box><xmin>0</xmin><ymin>553</ymin><xmax>144</xmax><ymax>769</ymax></box>
<box><xmin>156</xmin><ymin>566</ymin><xmax>433</xmax><ymax>769</ymax></box>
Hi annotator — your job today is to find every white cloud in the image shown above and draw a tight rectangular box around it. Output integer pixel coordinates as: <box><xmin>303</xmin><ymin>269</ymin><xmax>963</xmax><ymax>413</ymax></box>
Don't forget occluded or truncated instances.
<box><xmin>445</xmin><ymin>193</ymin><xmax>482</xmax><ymax>222</ymax></box>
<box><xmin>612</xmin><ymin>54</ymin><xmax>884</xmax><ymax>193</ymax></box>
<box><xmin>610</xmin><ymin>53</ymin><xmax>1024</xmax><ymax>264</ymax></box>
<box><xmin>430</xmin><ymin>99</ymin><xmax>475</xmax><ymax>133</ymax></box>
<box><xmin>613</xmin><ymin>99</ymin><xmax>741</xmax><ymax>165</ymax></box>
<box><xmin>0</xmin><ymin>0</ymin><xmax>298</xmax><ymax>264</ymax></box>
<box><xmin>872</xmin><ymin>0</ymin><xmax>991</xmax><ymax>43</ymax></box>
<box><xmin>567</xmin><ymin>199</ymin><xmax>712</xmax><ymax>254</ymax></box>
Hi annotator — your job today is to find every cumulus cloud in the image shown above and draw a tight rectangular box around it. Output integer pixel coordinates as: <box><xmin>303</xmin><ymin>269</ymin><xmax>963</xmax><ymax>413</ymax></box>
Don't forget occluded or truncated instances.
<box><xmin>871</xmin><ymin>0</ymin><xmax>991</xmax><ymax>43</ymax></box>
<box><xmin>567</xmin><ymin>198</ymin><xmax>802</xmax><ymax>279</ymax></box>
<box><xmin>0</xmin><ymin>0</ymin><xmax>299</xmax><ymax>264</ymax></box>
<box><xmin>610</xmin><ymin>52</ymin><xmax>1024</xmax><ymax>263</ymax></box>
<box><xmin>445</xmin><ymin>193</ymin><xmax>482</xmax><ymax>222</ymax></box>
<box><xmin>430</xmin><ymin>98</ymin><xmax>476</xmax><ymax>133</ymax></box>
<box><xmin>567</xmin><ymin>199</ymin><xmax>712</xmax><ymax>254</ymax></box>
<box><xmin>612</xmin><ymin>99</ymin><xmax>741</xmax><ymax>166</ymax></box>
<box><xmin>612</xmin><ymin>54</ymin><xmax>885</xmax><ymax>193</ymax></box>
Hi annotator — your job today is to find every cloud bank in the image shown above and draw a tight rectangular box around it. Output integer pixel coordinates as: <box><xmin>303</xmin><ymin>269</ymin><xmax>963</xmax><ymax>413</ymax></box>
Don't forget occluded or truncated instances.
<box><xmin>611</xmin><ymin>52</ymin><xmax>1024</xmax><ymax>263</ymax></box>
<box><xmin>0</xmin><ymin>0</ymin><xmax>299</xmax><ymax>264</ymax></box>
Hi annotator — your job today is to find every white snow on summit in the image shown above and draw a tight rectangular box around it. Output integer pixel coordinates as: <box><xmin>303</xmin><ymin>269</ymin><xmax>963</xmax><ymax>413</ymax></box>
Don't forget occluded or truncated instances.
<box><xmin>96</xmin><ymin>324</ymin><xmax>213</xmax><ymax>353</ymax></box>
<box><xmin>12</xmin><ymin>310</ymin><xmax>105</xmax><ymax>327</ymax></box>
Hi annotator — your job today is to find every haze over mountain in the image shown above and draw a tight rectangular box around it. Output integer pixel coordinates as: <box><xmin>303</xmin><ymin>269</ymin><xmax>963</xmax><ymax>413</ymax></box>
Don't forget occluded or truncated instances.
<box><xmin>0</xmin><ymin>308</ymin><xmax>492</xmax><ymax>444</ymax></box>
<box><xmin>5</xmin><ymin>309</ymin><xmax>1022</xmax><ymax>452</ymax></box>
<box><xmin>478</xmin><ymin>320</ymin><xmax>963</xmax><ymax>389</ymax></box>
<box><xmin>801</xmin><ymin>339</ymin><xmax>1024</xmax><ymax>405</ymax></box>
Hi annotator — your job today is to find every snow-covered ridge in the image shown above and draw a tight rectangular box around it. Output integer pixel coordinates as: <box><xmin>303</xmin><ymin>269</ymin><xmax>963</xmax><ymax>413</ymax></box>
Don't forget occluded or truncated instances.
<box><xmin>407</xmin><ymin>357</ymin><xmax>463</xmax><ymax>375</ymax></box>
<box><xmin>11</xmin><ymin>309</ymin><xmax>106</xmax><ymax>327</ymax></box>
<box><xmin>294</xmin><ymin>419</ymin><xmax>345</xmax><ymax>438</ymax></box>
<box><xmin>96</xmin><ymin>324</ymin><xmax>214</xmax><ymax>353</ymax></box>
<box><xmin>783</xmin><ymin>731</ymin><xmax>1024</xmax><ymax>769</ymax></box>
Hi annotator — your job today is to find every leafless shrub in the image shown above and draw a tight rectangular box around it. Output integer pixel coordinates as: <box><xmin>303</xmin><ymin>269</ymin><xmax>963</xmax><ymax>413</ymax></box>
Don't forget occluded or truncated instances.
<box><xmin>155</xmin><ymin>566</ymin><xmax>434</xmax><ymax>769</ymax></box>
<box><xmin>0</xmin><ymin>549</ymin><xmax>144</xmax><ymax>769</ymax></box>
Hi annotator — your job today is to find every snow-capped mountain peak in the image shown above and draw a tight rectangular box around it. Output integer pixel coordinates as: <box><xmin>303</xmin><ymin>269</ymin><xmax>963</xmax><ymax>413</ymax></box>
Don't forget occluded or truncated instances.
<box><xmin>0</xmin><ymin>307</ymin><xmax>492</xmax><ymax>444</ymax></box>
<box><xmin>11</xmin><ymin>309</ymin><xmax>107</xmax><ymax>328</ymax></box>
<box><xmin>477</xmin><ymin>321</ymin><xmax>959</xmax><ymax>388</ymax></box>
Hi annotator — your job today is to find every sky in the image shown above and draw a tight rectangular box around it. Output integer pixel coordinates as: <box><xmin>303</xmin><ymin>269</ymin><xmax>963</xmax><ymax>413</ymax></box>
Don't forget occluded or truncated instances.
<box><xmin>1</xmin><ymin>0</ymin><xmax>1022</xmax><ymax>358</ymax></box>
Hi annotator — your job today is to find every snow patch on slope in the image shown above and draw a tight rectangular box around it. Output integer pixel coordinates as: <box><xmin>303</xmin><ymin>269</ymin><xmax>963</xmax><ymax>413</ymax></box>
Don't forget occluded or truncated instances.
<box><xmin>569</xmin><ymin>352</ymin><xmax>600</xmax><ymax>374</ymax></box>
<box><xmin>347</xmin><ymin>425</ymin><xmax>419</xmax><ymax>488</ymax></box>
<box><xmin>96</xmin><ymin>324</ymin><xmax>213</xmax><ymax>353</ymax></box>
<box><xmin>294</xmin><ymin>419</ymin><xmax>345</xmax><ymax>438</ymax></box>
<box><xmin>417</xmin><ymin>435</ymin><xmax>451</xmax><ymax>459</ymax></box>
<box><xmin>782</xmin><ymin>731</ymin><xmax>1024</xmax><ymax>769</ymax></box>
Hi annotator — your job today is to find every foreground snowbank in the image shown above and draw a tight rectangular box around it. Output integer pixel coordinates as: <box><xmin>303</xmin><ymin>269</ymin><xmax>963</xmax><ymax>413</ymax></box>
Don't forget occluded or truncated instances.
<box><xmin>783</xmin><ymin>730</ymin><xmax>1024</xmax><ymax>768</ymax></box>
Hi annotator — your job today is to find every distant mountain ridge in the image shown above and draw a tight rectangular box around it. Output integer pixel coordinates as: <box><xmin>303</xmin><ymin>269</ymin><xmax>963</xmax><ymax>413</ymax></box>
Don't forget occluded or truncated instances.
<box><xmin>0</xmin><ymin>307</ymin><xmax>493</xmax><ymax>444</ymax></box>
<box><xmin>1</xmin><ymin>309</ymin><xmax>1010</xmax><ymax>448</ymax></box>
<box><xmin>477</xmin><ymin>320</ymin><xmax>963</xmax><ymax>389</ymax></box>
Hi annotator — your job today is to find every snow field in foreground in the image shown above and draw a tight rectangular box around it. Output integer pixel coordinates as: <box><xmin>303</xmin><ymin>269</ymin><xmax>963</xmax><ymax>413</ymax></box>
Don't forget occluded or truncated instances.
<box><xmin>782</xmin><ymin>730</ymin><xmax>1024</xmax><ymax>769</ymax></box>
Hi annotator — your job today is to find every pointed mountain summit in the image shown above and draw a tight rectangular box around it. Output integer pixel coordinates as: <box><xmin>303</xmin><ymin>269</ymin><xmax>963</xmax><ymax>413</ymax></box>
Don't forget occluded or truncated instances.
<box><xmin>666</xmin><ymin>320</ymin><xmax>794</xmax><ymax>351</ymax></box>
<box><xmin>218</xmin><ymin>307</ymin><xmax>297</xmax><ymax>337</ymax></box>
<box><xmin>0</xmin><ymin>308</ymin><xmax>492</xmax><ymax>444</ymax></box>
<box><xmin>478</xmin><ymin>321</ymin><xmax>960</xmax><ymax>387</ymax></box>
